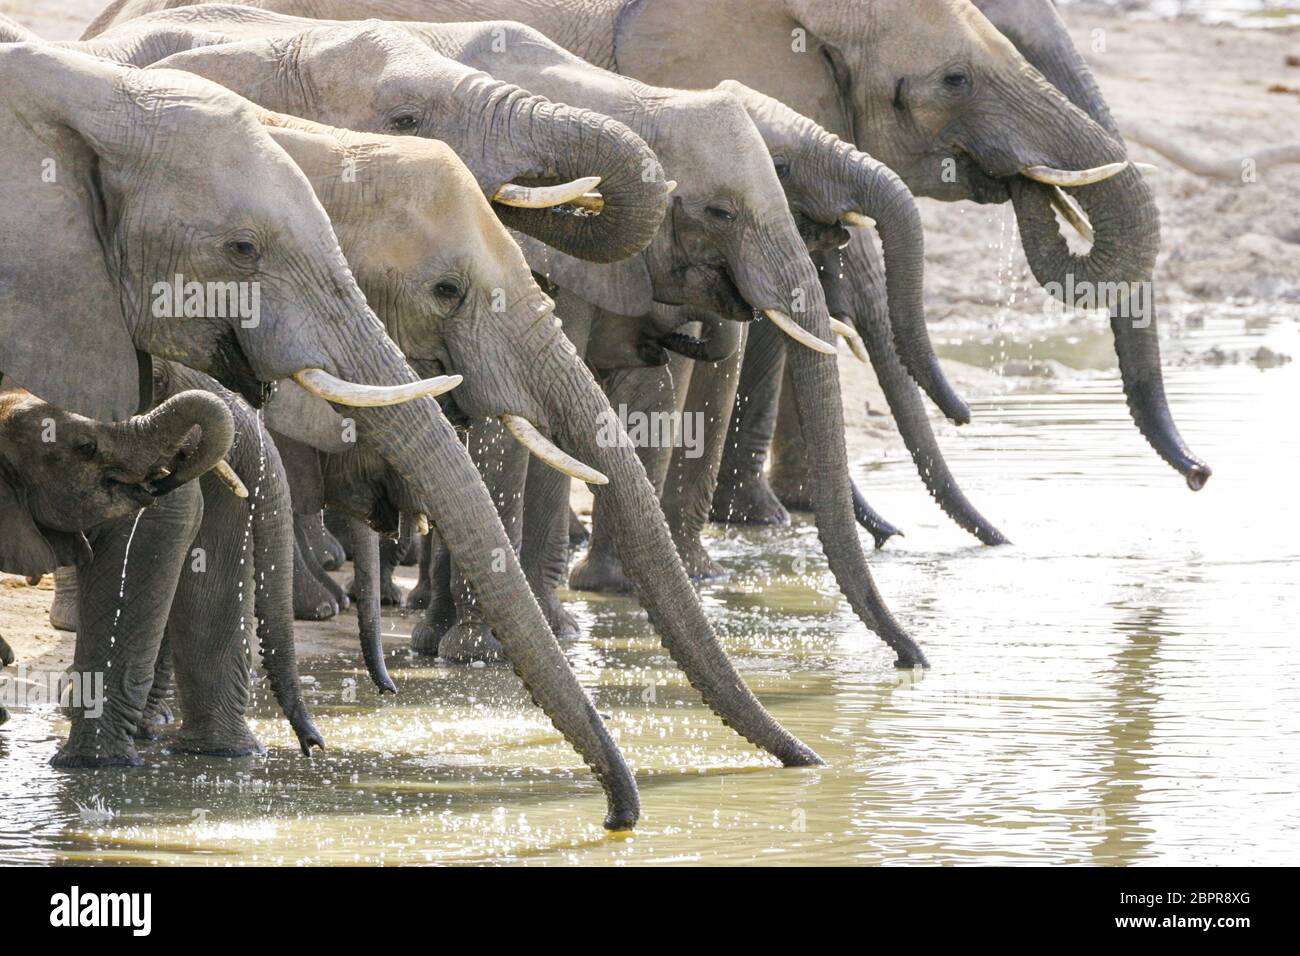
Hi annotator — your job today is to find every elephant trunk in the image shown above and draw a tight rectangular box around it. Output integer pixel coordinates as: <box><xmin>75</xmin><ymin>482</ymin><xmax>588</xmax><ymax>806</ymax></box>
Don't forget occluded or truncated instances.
<box><xmin>115</xmin><ymin>389</ymin><xmax>234</xmax><ymax>493</ymax></box>
<box><xmin>349</xmin><ymin>519</ymin><xmax>398</xmax><ymax>694</ymax></box>
<box><xmin>819</xmin><ymin>237</ymin><xmax>1008</xmax><ymax>545</ymax></box>
<box><xmin>339</xmin><ymin>342</ymin><xmax>639</xmax><ymax>829</ymax></box>
<box><xmin>1009</xmin><ymin>165</ymin><xmax>1210</xmax><ymax>489</ymax></box>
<box><xmin>836</xmin><ymin>138</ymin><xmax>970</xmax><ymax>425</ymax></box>
<box><xmin>536</xmin><ymin>338</ymin><xmax>823</xmax><ymax>766</ymax></box>
<box><xmin>732</xmin><ymin>230</ymin><xmax>929</xmax><ymax>667</ymax></box>
<box><xmin>468</xmin><ymin>75</ymin><xmax>670</xmax><ymax>263</ymax></box>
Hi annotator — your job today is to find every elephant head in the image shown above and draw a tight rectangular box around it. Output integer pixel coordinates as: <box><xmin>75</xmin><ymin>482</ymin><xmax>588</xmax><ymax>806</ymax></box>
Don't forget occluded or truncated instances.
<box><xmin>719</xmin><ymin>80</ymin><xmax>1008</xmax><ymax>545</ymax></box>
<box><xmin>253</xmin><ymin>116</ymin><xmax>826</xmax><ymax>770</ymax></box>
<box><xmin>610</xmin><ymin>0</ymin><xmax>1210</xmax><ymax>490</ymax></box>
<box><xmin>0</xmin><ymin>44</ymin><xmax>638</xmax><ymax>829</ymax></box>
<box><xmin>0</xmin><ymin>386</ymin><xmax>233</xmax><ymax>577</ymax></box>
<box><xmin>90</xmin><ymin>11</ymin><xmax>670</xmax><ymax>266</ymax></box>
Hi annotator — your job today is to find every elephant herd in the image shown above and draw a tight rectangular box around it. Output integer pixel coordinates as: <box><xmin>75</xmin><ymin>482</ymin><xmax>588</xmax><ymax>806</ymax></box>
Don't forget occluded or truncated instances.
<box><xmin>0</xmin><ymin>0</ymin><xmax>1207</xmax><ymax>831</ymax></box>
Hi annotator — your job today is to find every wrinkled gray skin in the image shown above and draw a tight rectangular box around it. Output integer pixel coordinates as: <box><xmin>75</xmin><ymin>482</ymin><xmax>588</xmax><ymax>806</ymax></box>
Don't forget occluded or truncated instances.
<box><xmin>702</xmin><ymin>83</ymin><xmax>1008</xmax><ymax>548</ymax></box>
<box><xmin>0</xmin><ymin>44</ymin><xmax>642</xmax><ymax>828</ymax></box>
<box><xmin>84</xmin><ymin>6</ymin><xmax>932</xmax><ymax>672</ymax></box>
<box><xmin>0</xmin><ymin>635</ymin><xmax>12</xmax><ymax>726</ymax></box>
<box><xmin>102</xmin><ymin>0</ymin><xmax>1213</xmax><ymax>491</ymax></box>
<box><xmin>0</xmin><ymin>383</ymin><xmax>230</xmax><ymax>736</ymax></box>
<box><xmin>73</xmin><ymin>12</ymin><xmax>843</xmax><ymax>765</ymax></box>
<box><xmin>55</xmin><ymin>365</ymin><xmax>324</xmax><ymax>763</ymax></box>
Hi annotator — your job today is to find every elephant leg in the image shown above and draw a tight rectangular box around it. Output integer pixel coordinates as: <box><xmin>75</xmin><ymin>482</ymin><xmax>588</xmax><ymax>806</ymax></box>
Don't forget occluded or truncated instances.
<box><xmin>49</xmin><ymin>565</ymin><xmax>79</xmax><ymax>633</ymax></box>
<box><xmin>768</xmin><ymin>366</ymin><xmax>902</xmax><ymax>549</ymax></box>
<box><xmin>134</xmin><ymin>636</ymin><xmax>174</xmax><ymax>741</ymax></box>
<box><xmin>521</xmin><ymin>457</ymin><xmax>579</xmax><ymax>640</ymax></box>
<box><xmin>324</xmin><ymin>506</ymin><xmax>353</xmax><ymax>560</ymax></box>
<box><xmin>52</xmin><ymin>482</ymin><xmax>204</xmax><ymax>768</ymax></box>
<box><xmin>570</xmin><ymin>363</ymin><xmax>680</xmax><ymax>593</ymax></box>
<box><xmin>663</xmin><ymin>324</ymin><xmax>745</xmax><ymax>581</ymax></box>
<box><xmin>439</xmin><ymin>417</ymin><xmax>530</xmax><ymax>663</ymax></box>
<box><xmin>347</xmin><ymin>529</ymin><xmax>407</xmax><ymax>608</ymax></box>
<box><xmin>293</xmin><ymin>515</ymin><xmax>346</xmax><ymax>619</ymax></box>
<box><xmin>406</xmin><ymin>533</ymin><xmax>434</xmax><ymax>610</ymax></box>
<box><xmin>410</xmin><ymin>535</ymin><xmax>454</xmax><ymax>655</ymax></box>
<box><xmin>167</xmin><ymin>476</ymin><xmax>263</xmax><ymax>757</ymax></box>
<box><xmin>711</xmin><ymin>317</ymin><xmax>790</xmax><ymax>526</ymax></box>
<box><xmin>0</xmin><ymin>635</ymin><xmax>12</xmax><ymax>726</ymax></box>
<box><xmin>299</xmin><ymin>511</ymin><xmax>345</xmax><ymax>571</ymax></box>
<box><xmin>349</xmin><ymin>518</ymin><xmax>398</xmax><ymax>693</ymax></box>
<box><xmin>568</xmin><ymin>507</ymin><xmax>590</xmax><ymax>547</ymax></box>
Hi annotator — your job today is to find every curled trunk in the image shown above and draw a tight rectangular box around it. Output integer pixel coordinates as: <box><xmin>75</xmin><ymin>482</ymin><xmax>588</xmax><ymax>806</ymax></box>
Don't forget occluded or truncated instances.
<box><xmin>464</xmin><ymin>74</ymin><xmax>670</xmax><ymax>264</ymax></box>
<box><xmin>121</xmin><ymin>389</ymin><xmax>234</xmax><ymax>497</ymax></box>
<box><xmin>349</xmin><ymin>519</ymin><xmax>397</xmax><ymax>694</ymax></box>
<box><xmin>1009</xmin><ymin>168</ymin><xmax>1211</xmax><ymax>489</ymax></box>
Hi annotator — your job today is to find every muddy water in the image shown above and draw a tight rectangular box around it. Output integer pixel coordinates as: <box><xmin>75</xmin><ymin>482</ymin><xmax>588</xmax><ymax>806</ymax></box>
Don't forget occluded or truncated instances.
<box><xmin>1</xmin><ymin>314</ymin><xmax>1297</xmax><ymax>866</ymax></box>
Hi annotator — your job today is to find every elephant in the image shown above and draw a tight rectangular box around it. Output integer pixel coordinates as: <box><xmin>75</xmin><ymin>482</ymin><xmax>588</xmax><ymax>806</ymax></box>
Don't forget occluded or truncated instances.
<box><xmin>0</xmin><ymin>386</ymin><xmax>234</xmax><ymax>580</ymax></box>
<box><xmin>0</xmin><ymin>43</ymin><xmax>648</xmax><ymax>829</ymax></box>
<box><xmin>81</xmin><ymin>6</ymin><xmax>941</xmax><ymax>671</ymax></box>
<box><xmin>0</xmin><ymin>635</ymin><xmax>11</xmax><ymax>726</ymax></box>
<box><xmin>53</xmin><ymin>363</ymin><xmax>325</xmax><ymax>763</ymax></box>
<box><xmin>98</xmin><ymin>0</ymin><xmax>1211</xmax><ymax>493</ymax></box>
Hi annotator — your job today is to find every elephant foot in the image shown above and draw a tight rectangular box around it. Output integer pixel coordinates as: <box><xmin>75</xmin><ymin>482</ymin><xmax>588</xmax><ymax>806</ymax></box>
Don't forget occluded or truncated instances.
<box><xmin>50</xmin><ymin>567</ymin><xmax>79</xmax><ymax>632</ymax></box>
<box><xmin>406</xmin><ymin>576</ymin><xmax>433</xmax><ymax>610</ymax></box>
<box><xmin>349</xmin><ymin>573</ymin><xmax>405</xmax><ymax>608</ymax></box>
<box><xmin>538</xmin><ymin>590</ymin><xmax>583</xmax><ymax>642</ymax></box>
<box><xmin>52</xmin><ymin>726</ymin><xmax>143</xmax><ymax>768</ymax></box>
<box><xmin>438</xmin><ymin>622</ymin><xmax>505</xmax><ymax>663</ymax></box>
<box><xmin>569</xmin><ymin>549</ymin><xmax>634</xmax><ymax>594</ymax></box>
<box><xmin>134</xmin><ymin>698</ymin><xmax>175</xmax><ymax>742</ymax></box>
<box><xmin>319</xmin><ymin>528</ymin><xmax>347</xmax><ymax>571</ymax></box>
<box><xmin>0</xmin><ymin>705</ymin><xmax>8</xmax><ymax>727</ymax></box>
<box><xmin>674</xmin><ymin>536</ymin><xmax>729</xmax><ymax>583</ymax></box>
<box><xmin>173</xmin><ymin>718</ymin><xmax>265</xmax><ymax>757</ymax></box>
<box><xmin>410</xmin><ymin>619</ymin><xmax>444</xmax><ymax>656</ymax></box>
<box><xmin>711</xmin><ymin>473</ymin><xmax>790</xmax><ymax>527</ymax></box>
<box><xmin>293</xmin><ymin>572</ymin><xmax>339</xmax><ymax>621</ymax></box>
<box><xmin>568</xmin><ymin>508</ymin><xmax>590</xmax><ymax>548</ymax></box>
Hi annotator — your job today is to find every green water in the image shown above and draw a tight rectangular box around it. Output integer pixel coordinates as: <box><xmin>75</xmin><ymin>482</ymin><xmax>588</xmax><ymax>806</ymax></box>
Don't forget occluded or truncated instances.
<box><xmin>1</xmin><ymin>314</ymin><xmax>1297</xmax><ymax>865</ymax></box>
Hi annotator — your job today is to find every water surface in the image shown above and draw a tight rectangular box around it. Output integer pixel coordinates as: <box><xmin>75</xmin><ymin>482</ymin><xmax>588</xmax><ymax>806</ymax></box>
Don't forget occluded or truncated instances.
<box><xmin>1</xmin><ymin>314</ymin><xmax>1297</xmax><ymax>866</ymax></box>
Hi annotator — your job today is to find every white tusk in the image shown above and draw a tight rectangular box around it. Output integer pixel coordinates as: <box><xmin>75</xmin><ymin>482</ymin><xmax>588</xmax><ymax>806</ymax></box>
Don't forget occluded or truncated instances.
<box><xmin>1133</xmin><ymin>161</ymin><xmax>1158</xmax><ymax>174</ymax></box>
<box><xmin>213</xmin><ymin>460</ymin><xmax>249</xmax><ymax>499</ymax></box>
<box><xmin>492</xmin><ymin>176</ymin><xmax>602</xmax><ymax>209</ymax></box>
<box><xmin>415</xmin><ymin>513</ymin><xmax>430</xmax><ymax>537</ymax></box>
<box><xmin>1022</xmin><ymin>161</ymin><xmax>1130</xmax><ymax>188</ymax></box>
<box><xmin>570</xmin><ymin>191</ymin><xmax>605</xmax><ymax>213</ymax></box>
<box><xmin>664</xmin><ymin>180</ymin><xmax>677</xmax><ymax>194</ymax></box>
<box><xmin>762</xmin><ymin>309</ymin><xmax>837</xmax><ymax>356</ymax></box>
<box><xmin>839</xmin><ymin>211</ymin><xmax>876</xmax><ymax>229</ymax></box>
<box><xmin>829</xmin><ymin>318</ymin><xmax>870</xmax><ymax>364</ymax></box>
<box><xmin>500</xmin><ymin>415</ymin><xmax>608</xmax><ymax>486</ymax></box>
<box><xmin>1050</xmin><ymin>186</ymin><xmax>1094</xmax><ymax>245</ymax></box>
<box><xmin>291</xmin><ymin>369</ymin><xmax>461</xmax><ymax>408</ymax></box>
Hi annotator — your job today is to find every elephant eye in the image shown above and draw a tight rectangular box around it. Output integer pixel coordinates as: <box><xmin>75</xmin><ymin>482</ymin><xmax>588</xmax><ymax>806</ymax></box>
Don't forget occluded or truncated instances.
<box><xmin>772</xmin><ymin>157</ymin><xmax>791</xmax><ymax>181</ymax></box>
<box><xmin>388</xmin><ymin>113</ymin><xmax>419</xmax><ymax>133</ymax></box>
<box><xmin>706</xmin><ymin>204</ymin><xmax>736</xmax><ymax>223</ymax></box>
<box><xmin>943</xmin><ymin>70</ymin><xmax>970</xmax><ymax>91</ymax></box>
<box><xmin>432</xmin><ymin>278</ymin><xmax>465</xmax><ymax>304</ymax></box>
<box><xmin>223</xmin><ymin>238</ymin><xmax>260</xmax><ymax>263</ymax></box>
<box><xmin>72</xmin><ymin>436</ymin><xmax>97</xmax><ymax>460</ymax></box>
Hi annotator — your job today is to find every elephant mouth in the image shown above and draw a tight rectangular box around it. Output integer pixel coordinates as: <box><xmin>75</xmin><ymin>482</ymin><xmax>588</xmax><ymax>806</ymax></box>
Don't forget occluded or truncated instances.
<box><xmin>210</xmin><ymin>329</ymin><xmax>268</xmax><ymax>408</ymax></box>
<box><xmin>103</xmin><ymin>473</ymin><xmax>163</xmax><ymax>507</ymax></box>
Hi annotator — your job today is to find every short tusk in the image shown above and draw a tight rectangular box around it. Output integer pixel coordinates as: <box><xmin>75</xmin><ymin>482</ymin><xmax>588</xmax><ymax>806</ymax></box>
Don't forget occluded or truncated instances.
<box><xmin>1133</xmin><ymin>161</ymin><xmax>1158</xmax><ymax>174</ymax></box>
<box><xmin>570</xmin><ymin>191</ymin><xmax>605</xmax><ymax>213</ymax></box>
<box><xmin>213</xmin><ymin>460</ymin><xmax>249</xmax><ymax>499</ymax></box>
<box><xmin>492</xmin><ymin>176</ymin><xmax>602</xmax><ymax>209</ymax></box>
<box><xmin>415</xmin><ymin>513</ymin><xmax>430</xmax><ymax>537</ymax></box>
<box><xmin>839</xmin><ymin>211</ymin><xmax>876</xmax><ymax>229</ymax></box>
<box><xmin>1050</xmin><ymin>186</ymin><xmax>1094</xmax><ymax>245</ymax></box>
<box><xmin>1022</xmin><ymin>161</ymin><xmax>1129</xmax><ymax>188</ymax></box>
<box><xmin>500</xmin><ymin>415</ymin><xmax>608</xmax><ymax>486</ymax></box>
<box><xmin>763</xmin><ymin>309</ymin><xmax>837</xmax><ymax>356</ymax></box>
<box><xmin>664</xmin><ymin>180</ymin><xmax>677</xmax><ymax>194</ymax></box>
<box><xmin>291</xmin><ymin>369</ymin><xmax>461</xmax><ymax>408</ymax></box>
<box><xmin>829</xmin><ymin>318</ymin><xmax>870</xmax><ymax>364</ymax></box>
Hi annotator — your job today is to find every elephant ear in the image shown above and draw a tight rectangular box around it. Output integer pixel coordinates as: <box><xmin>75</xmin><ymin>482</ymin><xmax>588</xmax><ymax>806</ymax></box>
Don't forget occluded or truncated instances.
<box><xmin>264</xmin><ymin>381</ymin><xmax>350</xmax><ymax>455</ymax></box>
<box><xmin>148</xmin><ymin>38</ymin><xmax>280</xmax><ymax>98</ymax></box>
<box><xmin>0</xmin><ymin>61</ymin><xmax>144</xmax><ymax>422</ymax></box>
<box><xmin>511</xmin><ymin>232</ymin><xmax>654</xmax><ymax>318</ymax></box>
<box><xmin>0</xmin><ymin>478</ymin><xmax>92</xmax><ymax>577</ymax></box>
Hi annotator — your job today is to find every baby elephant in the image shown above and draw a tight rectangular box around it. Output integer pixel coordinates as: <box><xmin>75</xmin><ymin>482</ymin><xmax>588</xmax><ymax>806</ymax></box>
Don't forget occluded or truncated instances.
<box><xmin>0</xmin><ymin>386</ymin><xmax>235</xmax><ymax>578</ymax></box>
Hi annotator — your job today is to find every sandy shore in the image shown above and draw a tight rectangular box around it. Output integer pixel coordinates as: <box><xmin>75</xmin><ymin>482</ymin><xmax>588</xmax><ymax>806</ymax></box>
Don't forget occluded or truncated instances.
<box><xmin>2</xmin><ymin>3</ymin><xmax>1298</xmax><ymax>673</ymax></box>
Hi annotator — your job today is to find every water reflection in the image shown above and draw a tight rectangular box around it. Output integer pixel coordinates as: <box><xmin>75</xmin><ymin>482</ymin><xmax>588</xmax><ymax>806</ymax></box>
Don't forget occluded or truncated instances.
<box><xmin>1</xmin><ymin>316</ymin><xmax>1297</xmax><ymax>865</ymax></box>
